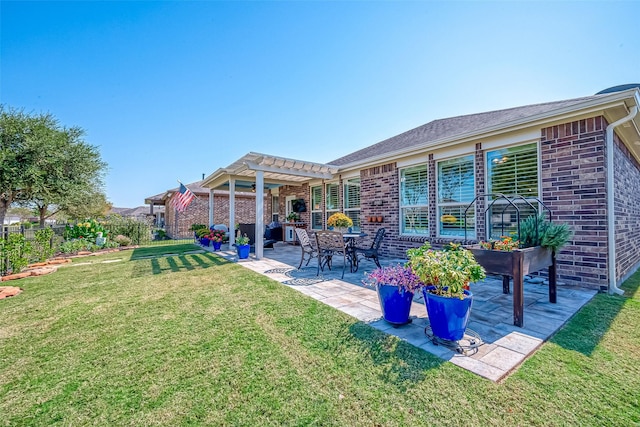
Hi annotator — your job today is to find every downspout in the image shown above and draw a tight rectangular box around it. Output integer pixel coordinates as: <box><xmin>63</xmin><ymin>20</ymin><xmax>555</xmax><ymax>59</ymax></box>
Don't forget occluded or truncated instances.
<box><xmin>605</xmin><ymin>105</ymin><xmax>638</xmax><ymax>295</ymax></box>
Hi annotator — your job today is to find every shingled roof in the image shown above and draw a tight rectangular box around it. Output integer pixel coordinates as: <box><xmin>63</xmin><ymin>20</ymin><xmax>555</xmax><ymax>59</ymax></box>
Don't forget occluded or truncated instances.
<box><xmin>329</xmin><ymin>94</ymin><xmax>606</xmax><ymax>166</ymax></box>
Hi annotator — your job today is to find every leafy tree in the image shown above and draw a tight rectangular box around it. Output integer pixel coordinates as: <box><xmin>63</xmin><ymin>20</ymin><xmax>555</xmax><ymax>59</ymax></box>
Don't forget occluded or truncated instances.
<box><xmin>0</xmin><ymin>105</ymin><xmax>109</xmax><ymax>226</ymax></box>
<box><xmin>0</xmin><ymin>106</ymin><xmax>59</xmax><ymax>225</ymax></box>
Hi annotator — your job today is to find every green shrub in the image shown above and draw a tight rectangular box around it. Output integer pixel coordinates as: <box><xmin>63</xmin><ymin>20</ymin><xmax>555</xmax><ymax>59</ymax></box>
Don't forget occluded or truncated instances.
<box><xmin>103</xmin><ymin>216</ymin><xmax>151</xmax><ymax>245</ymax></box>
<box><xmin>31</xmin><ymin>228</ymin><xmax>56</xmax><ymax>262</ymax></box>
<box><xmin>1</xmin><ymin>234</ymin><xmax>32</xmax><ymax>274</ymax></box>
<box><xmin>59</xmin><ymin>238</ymin><xmax>99</xmax><ymax>254</ymax></box>
<box><xmin>65</xmin><ymin>219</ymin><xmax>109</xmax><ymax>241</ymax></box>
<box><xmin>114</xmin><ymin>235</ymin><xmax>132</xmax><ymax>246</ymax></box>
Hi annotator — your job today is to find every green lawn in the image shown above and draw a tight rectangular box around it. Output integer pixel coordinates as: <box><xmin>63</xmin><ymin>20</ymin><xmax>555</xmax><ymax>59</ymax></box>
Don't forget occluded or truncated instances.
<box><xmin>1</xmin><ymin>244</ymin><xmax>639</xmax><ymax>426</ymax></box>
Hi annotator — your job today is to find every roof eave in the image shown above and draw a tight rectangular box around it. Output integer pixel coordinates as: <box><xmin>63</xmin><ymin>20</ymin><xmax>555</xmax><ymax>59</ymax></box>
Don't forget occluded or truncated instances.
<box><xmin>336</xmin><ymin>89</ymin><xmax>640</xmax><ymax>171</ymax></box>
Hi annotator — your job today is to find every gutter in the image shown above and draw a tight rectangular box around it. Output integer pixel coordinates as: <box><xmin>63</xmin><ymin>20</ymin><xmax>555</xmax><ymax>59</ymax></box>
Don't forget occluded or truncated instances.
<box><xmin>605</xmin><ymin>105</ymin><xmax>638</xmax><ymax>295</ymax></box>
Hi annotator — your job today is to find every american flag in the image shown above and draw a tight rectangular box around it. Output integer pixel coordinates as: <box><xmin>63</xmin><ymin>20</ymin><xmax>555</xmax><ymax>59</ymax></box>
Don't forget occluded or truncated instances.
<box><xmin>171</xmin><ymin>183</ymin><xmax>195</xmax><ymax>212</ymax></box>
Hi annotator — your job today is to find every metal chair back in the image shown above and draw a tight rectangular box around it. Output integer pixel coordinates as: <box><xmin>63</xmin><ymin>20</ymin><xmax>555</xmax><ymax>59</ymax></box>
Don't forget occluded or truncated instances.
<box><xmin>315</xmin><ymin>230</ymin><xmax>348</xmax><ymax>279</ymax></box>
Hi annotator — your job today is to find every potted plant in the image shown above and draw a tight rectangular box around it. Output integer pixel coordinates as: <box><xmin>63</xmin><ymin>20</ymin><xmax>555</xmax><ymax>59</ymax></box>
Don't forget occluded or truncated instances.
<box><xmin>407</xmin><ymin>243</ymin><xmax>486</xmax><ymax>341</ymax></box>
<box><xmin>207</xmin><ymin>228</ymin><xmax>226</xmax><ymax>251</ymax></box>
<box><xmin>327</xmin><ymin>212</ymin><xmax>353</xmax><ymax>233</ymax></box>
<box><xmin>196</xmin><ymin>228</ymin><xmax>211</xmax><ymax>246</ymax></box>
<box><xmin>363</xmin><ymin>264</ymin><xmax>423</xmax><ymax>326</ymax></box>
<box><xmin>286</xmin><ymin>212</ymin><xmax>300</xmax><ymax>223</ymax></box>
<box><xmin>234</xmin><ymin>234</ymin><xmax>250</xmax><ymax>259</ymax></box>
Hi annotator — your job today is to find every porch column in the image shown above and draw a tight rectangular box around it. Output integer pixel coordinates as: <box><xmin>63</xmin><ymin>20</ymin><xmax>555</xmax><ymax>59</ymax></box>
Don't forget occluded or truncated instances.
<box><xmin>255</xmin><ymin>171</ymin><xmax>265</xmax><ymax>259</ymax></box>
<box><xmin>229</xmin><ymin>178</ymin><xmax>236</xmax><ymax>246</ymax></box>
<box><xmin>208</xmin><ymin>188</ymin><xmax>214</xmax><ymax>226</ymax></box>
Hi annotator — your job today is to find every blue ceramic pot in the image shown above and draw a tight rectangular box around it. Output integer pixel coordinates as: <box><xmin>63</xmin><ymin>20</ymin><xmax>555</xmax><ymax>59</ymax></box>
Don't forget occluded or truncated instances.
<box><xmin>376</xmin><ymin>283</ymin><xmax>414</xmax><ymax>325</ymax></box>
<box><xmin>237</xmin><ymin>244</ymin><xmax>250</xmax><ymax>259</ymax></box>
<box><xmin>423</xmin><ymin>286</ymin><xmax>473</xmax><ymax>341</ymax></box>
<box><xmin>212</xmin><ymin>241</ymin><xmax>222</xmax><ymax>251</ymax></box>
<box><xmin>200</xmin><ymin>237</ymin><xmax>210</xmax><ymax>246</ymax></box>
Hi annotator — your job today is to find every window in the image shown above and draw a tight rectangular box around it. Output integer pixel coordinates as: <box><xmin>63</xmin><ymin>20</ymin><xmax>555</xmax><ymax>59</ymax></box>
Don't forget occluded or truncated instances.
<box><xmin>486</xmin><ymin>143</ymin><xmax>539</xmax><ymax>238</ymax></box>
<box><xmin>325</xmin><ymin>183</ymin><xmax>339</xmax><ymax>224</ymax></box>
<box><xmin>437</xmin><ymin>155</ymin><xmax>475</xmax><ymax>238</ymax></box>
<box><xmin>343</xmin><ymin>178</ymin><xmax>361</xmax><ymax>232</ymax></box>
<box><xmin>271</xmin><ymin>195</ymin><xmax>279</xmax><ymax>223</ymax></box>
<box><xmin>310</xmin><ymin>185</ymin><xmax>323</xmax><ymax>230</ymax></box>
<box><xmin>400</xmin><ymin>165</ymin><xmax>429</xmax><ymax>235</ymax></box>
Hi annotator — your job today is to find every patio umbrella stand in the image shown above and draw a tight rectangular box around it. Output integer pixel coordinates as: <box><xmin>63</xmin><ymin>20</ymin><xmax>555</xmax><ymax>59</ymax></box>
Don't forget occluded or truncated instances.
<box><xmin>424</xmin><ymin>323</ymin><xmax>484</xmax><ymax>356</ymax></box>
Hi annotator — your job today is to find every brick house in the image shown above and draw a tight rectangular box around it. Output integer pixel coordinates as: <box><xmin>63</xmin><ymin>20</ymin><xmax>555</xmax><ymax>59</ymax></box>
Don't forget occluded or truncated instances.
<box><xmin>145</xmin><ymin>180</ymin><xmax>271</xmax><ymax>238</ymax></box>
<box><xmin>203</xmin><ymin>86</ymin><xmax>640</xmax><ymax>294</ymax></box>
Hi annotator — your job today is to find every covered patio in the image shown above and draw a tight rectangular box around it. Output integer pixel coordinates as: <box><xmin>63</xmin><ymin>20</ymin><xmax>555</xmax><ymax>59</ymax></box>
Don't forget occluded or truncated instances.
<box><xmin>201</xmin><ymin>152</ymin><xmax>338</xmax><ymax>259</ymax></box>
<box><xmin>200</xmin><ymin>241</ymin><xmax>597</xmax><ymax>382</ymax></box>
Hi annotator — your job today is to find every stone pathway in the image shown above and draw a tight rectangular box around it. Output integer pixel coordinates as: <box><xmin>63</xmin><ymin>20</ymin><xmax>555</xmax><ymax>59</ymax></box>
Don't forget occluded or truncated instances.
<box><xmin>202</xmin><ymin>242</ymin><xmax>596</xmax><ymax>382</ymax></box>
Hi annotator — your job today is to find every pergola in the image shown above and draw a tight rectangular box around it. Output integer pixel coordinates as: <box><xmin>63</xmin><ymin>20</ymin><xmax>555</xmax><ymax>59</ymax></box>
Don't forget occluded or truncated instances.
<box><xmin>202</xmin><ymin>152</ymin><xmax>339</xmax><ymax>259</ymax></box>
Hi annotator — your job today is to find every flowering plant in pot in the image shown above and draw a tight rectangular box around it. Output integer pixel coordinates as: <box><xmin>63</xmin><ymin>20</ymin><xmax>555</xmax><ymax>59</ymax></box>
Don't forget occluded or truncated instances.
<box><xmin>407</xmin><ymin>242</ymin><xmax>486</xmax><ymax>341</ymax></box>
<box><xmin>207</xmin><ymin>228</ymin><xmax>226</xmax><ymax>250</ymax></box>
<box><xmin>327</xmin><ymin>212</ymin><xmax>353</xmax><ymax>232</ymax></box>
<box><xmin>363</xmin><ymin>264</ymin><xmax>423</xmax><ymax>326</ymax></box>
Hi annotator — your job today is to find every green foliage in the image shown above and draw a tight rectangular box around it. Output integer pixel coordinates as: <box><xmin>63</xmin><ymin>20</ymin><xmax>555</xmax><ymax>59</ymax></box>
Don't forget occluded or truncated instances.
<box><xmin>113</xmin><ymin>234</ymin><xmax>132</xmax><ymax>246</ymax></box>
<box><xmin>407</xmin><ymin>242</ymin><xmax>486</xmax><ymax>298</ymax></box>
<box><xmin>58</xmin><ymin>238</ymin><xmax>99</xmax><ymax>254</ymax></box>
<box><xmin>0</xmin><ymin>233</ymin><xmax>31</xmax><ymax>274</ymax></box>
<box><xmin>0</xmin><ymin>105</ymin><xmax>108</xmax><ymax>226</ymax></box>
<box><xmin>102</xmin><ymin>215</ymin><xmax>151</xmax><ymax>245</ymax></box>
<box><xmin>235</xmin><ymin>234</ymin><xmax>250</xmax><ymax>245</ymax></box>
<box><xmin>65</xmin><ymin>219</ymin><xmax>109</xmax><ymax>241</ymax></box>
<box><xmin>518</xmin><ymin>214</ymin><xmax>572</xmax><ymax>251</ymax></box>
<box><xmin>31</xmin><ymin>228</ymin><xmax>56</xmax><ymax>262</ymax></box>
<box><xmin>189</xmin><ymin>224</ymin><xmax>207</xmax><ymax>231</ymax></box>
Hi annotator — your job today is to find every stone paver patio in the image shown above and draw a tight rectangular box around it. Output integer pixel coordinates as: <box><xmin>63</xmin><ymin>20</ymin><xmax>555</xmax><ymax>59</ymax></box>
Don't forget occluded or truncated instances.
<box><xmin>204</xmin><ymin>241</ymin><xmax>597</xmax><ymax>382</ymax></box>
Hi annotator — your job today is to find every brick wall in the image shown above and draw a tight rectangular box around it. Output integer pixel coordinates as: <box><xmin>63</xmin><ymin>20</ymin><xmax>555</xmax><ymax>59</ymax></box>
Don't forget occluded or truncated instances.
<box><xmin>360</xmin><ymin>162</ymin><xmax>425</xmax><ymax>258</ymax></box>
<box><xmin>165</xmin><ymin>192</ymin><xmax>270</xmax><ymax>238</ymax></box>
<box><xmin>540</xmin><ymin>116</ymin><xmax>608</xmax><ymax>289</ymax></box>
<box><xmin>278</xmin><ymin>184</ymin><xmax>310</xmax><ymax>226</ymax></box>
<box><xmin>613</xmin><ymin>133</ymin><xmax>640</xmax><ymax>281</ymax></box>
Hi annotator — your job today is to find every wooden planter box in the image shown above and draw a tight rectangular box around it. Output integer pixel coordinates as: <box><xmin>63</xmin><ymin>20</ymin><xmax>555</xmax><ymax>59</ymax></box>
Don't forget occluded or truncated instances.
<box><xmin>467</xmin><ymin>245</ymin><xmax>557</xmax><ymax>327</ymax></box>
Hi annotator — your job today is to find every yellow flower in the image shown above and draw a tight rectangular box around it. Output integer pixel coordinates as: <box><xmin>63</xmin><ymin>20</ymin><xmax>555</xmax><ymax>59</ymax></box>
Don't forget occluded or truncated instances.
<box><xmin>327</xmin><ymin>213</ymin><xmax>353</xmax><ymax>228</ymax></box>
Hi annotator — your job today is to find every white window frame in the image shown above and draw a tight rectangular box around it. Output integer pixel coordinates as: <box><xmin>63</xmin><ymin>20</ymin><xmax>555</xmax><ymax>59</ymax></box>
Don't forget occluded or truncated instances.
<box><xmin>325</xmin><ymin>182</ymin><xmax>340</xmax><ymax>224</ymax></box>
<box><xmin>485</xmin><ymin>142</ymin><xmax>541</xmax><ymax>239</ymax></box>
<box><xmin>399</xmin><ymin>164</ymin><xmax>429</xmax><ymax>236</ymax></box>
<box><xmin>343</xmin><ymin>178</ymin><xmax>361</xmax><ymax>232</ymax></box>
<box><xmin>310</xmin><ymin>185</ymin><xmax>323</xmax><ymax>230</ymax></box>
<box><xmin>436</xmin><ymin>154</ymin><xmax>476</xmax><ymax>239</ymax></box>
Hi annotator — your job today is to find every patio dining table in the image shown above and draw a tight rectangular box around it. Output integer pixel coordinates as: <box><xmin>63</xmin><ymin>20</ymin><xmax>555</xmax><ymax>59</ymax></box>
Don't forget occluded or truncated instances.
<box><xmin>342</xmin><ymin>232</ymin><xmax>366</xmax><ymax>272</ymax></box>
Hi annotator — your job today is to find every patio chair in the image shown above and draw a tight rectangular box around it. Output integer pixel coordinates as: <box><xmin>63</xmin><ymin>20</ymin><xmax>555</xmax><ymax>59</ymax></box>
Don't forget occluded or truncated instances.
<box><xmin>315</xmin><ymin>230</ymin><xmax>349</xmax><ymax>279</ymax></box>
<box><xmin>354</xmin><ymin>227</ymin><xmax>386</xmax><ymax>268</ymax></box>
<box><xmin>294</xmin><ymin>228</ymin><xmax>318</xmax><ymax>269</ymax></box>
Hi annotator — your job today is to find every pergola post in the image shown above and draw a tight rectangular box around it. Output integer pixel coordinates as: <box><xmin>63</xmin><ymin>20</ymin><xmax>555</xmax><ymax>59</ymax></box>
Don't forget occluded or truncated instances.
<box><xmin>208</xmin><ymin>188</ymin><xmax>214</xmax><ymax>227</ymax></box>
<box><xmin>255</xmin><ymin>171</ymin><xmax>265</xmax><ymax>259</ymax></box>
<box><xmin>229</xmin><ymin>178</ymin><xmax>236</xmax><ymax>246</ymax></box>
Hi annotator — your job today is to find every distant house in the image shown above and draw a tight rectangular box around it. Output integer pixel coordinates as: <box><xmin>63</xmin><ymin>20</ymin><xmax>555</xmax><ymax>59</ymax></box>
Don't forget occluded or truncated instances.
<box><xmin>145</xmin><ymin>180</ymin><xmax>272</xmax><ymax>238</ymax></box>
<box><xmin>110</xmin><ymin>206</ymin><xmax>163</xmax><ymax>226</ymax></box>
<box><xmin>202</xmin><ymin>85</ymin><xmax>640</xmax><ymax>294</ymax></box>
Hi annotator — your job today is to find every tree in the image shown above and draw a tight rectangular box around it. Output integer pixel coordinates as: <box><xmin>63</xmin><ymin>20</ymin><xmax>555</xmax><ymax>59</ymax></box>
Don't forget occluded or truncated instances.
<box><xmin>0</xmin><ymin>106</ymin><xmax>59</xmax><ymax>225</ymax></box>
<box><xmin>0</xmin><ymin>105</ymin><xmax>109</xmax><ymax>226</ymax></box>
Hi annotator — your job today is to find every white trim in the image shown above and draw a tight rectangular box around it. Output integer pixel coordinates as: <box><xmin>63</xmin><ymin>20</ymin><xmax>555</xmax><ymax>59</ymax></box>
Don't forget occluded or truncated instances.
<box><xmin>432</xmin><ymin>142</ymin><xmax>476</xmax><ymax>160</ymax></box>
<box><xmin>479</xmin><ymin>129</ymin><xmax>540</xmax><ymax>151</ymax></box>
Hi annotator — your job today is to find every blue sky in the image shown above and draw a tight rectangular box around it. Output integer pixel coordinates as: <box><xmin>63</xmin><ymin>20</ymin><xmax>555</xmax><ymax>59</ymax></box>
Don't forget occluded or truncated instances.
<box><xmin>2</xmin><ymin>1</ymin><xmax>639</xmax><ymax>208</ymax></box>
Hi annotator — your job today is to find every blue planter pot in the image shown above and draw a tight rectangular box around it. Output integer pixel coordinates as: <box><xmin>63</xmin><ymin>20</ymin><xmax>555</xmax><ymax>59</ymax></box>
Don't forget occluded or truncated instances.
<box><xmin>212</xmin><ymin>241</ymin><xmax>222</xmax><ymax>251</ymax></box>
<box><xmin>376</xmin><ymin>284</ymin><xmax>414</xmax><ymax>325</ymax></box>
<box><xmin>237</xmin><ymin>244</ymin><xmax>250</xmax><ymax>259</ymax></box>
<box><xmin>423</xmin><ymin>287</ymin><xmax>473</xmax><ymax>341</ymax></box>
<box><xmin>200</xmin><ymin>237</ymin><xmax>210</xmax><ymax>246</ymax></box>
